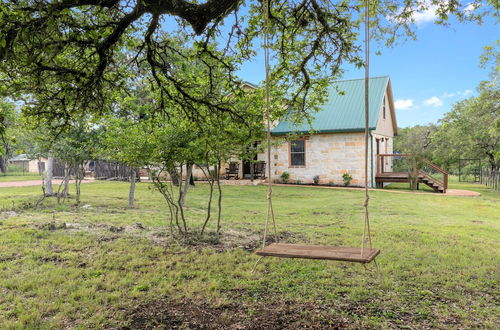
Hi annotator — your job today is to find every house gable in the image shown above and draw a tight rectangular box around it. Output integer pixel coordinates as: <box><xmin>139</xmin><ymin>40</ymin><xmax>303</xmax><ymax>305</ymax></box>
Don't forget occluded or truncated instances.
<box><xmin>373</xmin><ymin>79</ymin><xmax>397</xmax><ymax>137</ymax></box>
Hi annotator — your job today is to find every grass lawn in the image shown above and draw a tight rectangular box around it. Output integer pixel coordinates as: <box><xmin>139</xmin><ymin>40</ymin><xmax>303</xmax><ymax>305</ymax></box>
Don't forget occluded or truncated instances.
<box><xmin>0</xmin><ymin>179</ymin><xmax>499</xmax><ymax>328</ymax></box>
<box><xmin>0</xmin><ymin>172</ymin><xmax>41</xmax><ymax>182</ymax></box>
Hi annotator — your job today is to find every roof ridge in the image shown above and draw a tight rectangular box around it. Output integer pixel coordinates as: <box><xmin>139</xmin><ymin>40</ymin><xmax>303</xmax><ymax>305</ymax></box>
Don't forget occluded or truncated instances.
<box><xmin>335</xmin><ymin>76</ymin><xmax>389</xmax><ymax>83</ymax></box>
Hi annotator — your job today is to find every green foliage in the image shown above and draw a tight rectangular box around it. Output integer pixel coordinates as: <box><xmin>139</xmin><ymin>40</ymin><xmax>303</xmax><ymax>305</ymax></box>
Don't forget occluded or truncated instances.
<box><xmin>432</xmin><ymin>79</ymin><xmax>499</xmax><ymax>170</ymax></box>
<box><xmin>342</xmin><ymin>172</ymin><xmax>353</xmax><ymax>186</ymax></box>
<box><xmin>394</xmin><ymin>125</ymin><xmax>438</xmax><ymax>160</ymax></box>
<box><xmin>1</xmin><ymin>0</ymin><xmax>495</xmax><ymax>130</ymax></box>
<box><xmin>394</xmin><ymin>72</ymin><xmax>499</xmax><ymax>172</ymax></box>
<box><xmin>0</xmin><ymin>99</ymin><xmax>18</xmax><ymax>155</ymax></box>
<box><xmin>280</xmin><ymin>171</ymin><xmax>290</xmax><ymax>183</ymax></box>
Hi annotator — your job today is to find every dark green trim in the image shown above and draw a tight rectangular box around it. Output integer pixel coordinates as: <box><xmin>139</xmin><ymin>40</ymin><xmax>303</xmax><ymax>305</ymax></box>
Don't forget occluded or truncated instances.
<box><xmin>370</xmin><ymin>131</ymin><xmax>374</xmax><ymax>188</ymax></box>
<box><xmin>272</xmin><ymin>127</ymin><xmax>377</xmax><ymax>136</ymax></box>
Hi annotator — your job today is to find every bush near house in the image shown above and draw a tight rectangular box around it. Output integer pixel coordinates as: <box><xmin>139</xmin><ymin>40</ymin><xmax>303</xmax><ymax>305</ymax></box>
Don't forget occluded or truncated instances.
<box><xmin>342</xmin><ymin>172</ymin><xmax>353</xmax><ymax>186</ymax></box>
<box><xmin>280</xmin><ymin>171</ymin><xmax>290</xmax><ymax>183</ymax></box>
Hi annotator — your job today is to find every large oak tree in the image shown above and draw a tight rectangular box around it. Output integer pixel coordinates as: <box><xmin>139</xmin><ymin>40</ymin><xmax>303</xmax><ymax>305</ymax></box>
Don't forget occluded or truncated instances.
<box><xmin>1</xmin><ymin>0</ymin><xmax>496</xmax><ymax>125</ymax></box>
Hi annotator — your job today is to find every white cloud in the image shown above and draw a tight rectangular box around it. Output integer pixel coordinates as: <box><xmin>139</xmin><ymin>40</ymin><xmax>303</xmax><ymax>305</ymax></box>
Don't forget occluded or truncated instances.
<box><xmin>395</xmin><ymin>99</ymin><xmax>414</xmax><ymax>110</ymax></box>
<box><xmin>464</xmin><ymin>3</ymin><xmax>480</xmax><ymax>14</ymax></box>
<box><xmin>412</xmin><ymin>5</ymin><xmax>439</xmax><ymax>25</ymax></box>
<box><xmin>462</xmin><ymin>89</ymin><xmax>473</xmax><ymax>97</ymax></box>
<box><xmin>441</xmin><ymin>92</ymin><xmax>456</xmax><ymax>98</ymax></box>
<box><xmin>424</xmin><ymin>96</ymin><xmax>444</xmax><ymax>107</ymax></box>
<box><xmin>441</xmin><ymin>89</ymin><xmax>473</xmax><ymax>99</ymax></box>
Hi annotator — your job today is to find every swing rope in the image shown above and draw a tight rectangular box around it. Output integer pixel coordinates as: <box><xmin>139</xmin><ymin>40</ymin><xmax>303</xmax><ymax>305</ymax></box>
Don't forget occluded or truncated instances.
<box><xmin>261</xmin><ymin>0</ymin><xmax>278</xmax><ymax>250</ymax></box>
<box><xmin>255</xmin><ymin>0</ymin><xmax>379</xmax><ymax>273</ymax></box>
<box><xmin>361</xmin><ymin>0</ymin><xmax>373</xmax><ymax>257</ymax></box>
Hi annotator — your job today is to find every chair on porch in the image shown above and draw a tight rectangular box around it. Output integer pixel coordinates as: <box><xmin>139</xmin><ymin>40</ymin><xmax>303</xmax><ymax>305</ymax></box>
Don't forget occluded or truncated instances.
<box><xmin>225</xmin><ymin>162</ymin><xmax>240</xmax><ymax>179</ymax></box>
<box><xmin>253</xmin><ymin>161</ymin><xmax>266</xmax><ymax>179</ymax></box>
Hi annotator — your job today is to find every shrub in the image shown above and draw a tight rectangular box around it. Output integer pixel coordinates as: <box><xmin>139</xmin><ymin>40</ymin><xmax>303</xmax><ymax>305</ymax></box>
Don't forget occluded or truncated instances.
<box><xmin>313</xmin><ymin>175</ymin><xmax>320</xmax><ymax>185</ymax></box>
<box><xmin>342</xmin><ymin>172</ymin><xmax>353</xmax><ymax>186</ymax></box>
<box><xmin>280</xmin><ymin>171</ymin><xmax>290</xmax><ymax>183</ymax></box>
<box><xmin>295</xmin><ymin>179</ymin><xmax>302</xmax><ymax>185</ymax></box>
<box><xmin>328</xmin><ymin>181</ymin><xmax>334</xmax><ymax>186</ymax></box>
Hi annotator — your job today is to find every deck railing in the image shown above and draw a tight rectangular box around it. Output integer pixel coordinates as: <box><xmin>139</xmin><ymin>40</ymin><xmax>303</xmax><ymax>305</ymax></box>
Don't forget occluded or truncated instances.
<box><xmin>377</xmin><ymin>154</ymin><xmax>448</xmax><ymax>191</ymax></box>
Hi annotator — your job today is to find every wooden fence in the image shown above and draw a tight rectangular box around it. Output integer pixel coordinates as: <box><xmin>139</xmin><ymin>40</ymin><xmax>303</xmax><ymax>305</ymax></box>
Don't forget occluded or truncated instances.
<box><xmin>480</xmin><ymin>168</ymin><xmax>499</xmax><ymax>191</ymax></box>
<box><xmin>93</xmin><ymin>160</ymin><xmax>133</xmax><ymax>181</ymax></box>
<box><xmin>53</xmin><ymin>160</ymin><xmax>75</xmax><ymax>178</ymax></box>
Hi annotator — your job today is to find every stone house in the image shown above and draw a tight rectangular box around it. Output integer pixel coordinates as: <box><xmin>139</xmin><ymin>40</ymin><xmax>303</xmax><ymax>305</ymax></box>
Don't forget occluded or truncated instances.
<box><xmin>191</xmin><ymin>76</ymin><xmax>397</xmax><ymax>187</ymax></box>
<box><xmin>268</xmin><ymin>76</ymin><xmax>397</xmax><ymax>187</ymax></box>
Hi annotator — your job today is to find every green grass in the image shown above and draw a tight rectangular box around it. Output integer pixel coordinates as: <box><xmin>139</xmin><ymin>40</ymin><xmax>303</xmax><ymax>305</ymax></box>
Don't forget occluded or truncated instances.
<box><xmin>0</xmin><ymin>172</ymin><xmax>41</xmax><ymax>182</ymax></box>
<box><xmin>0</xmin><ymin>179</ymin><xmax>499</xmax><ymax>328</ymax></box>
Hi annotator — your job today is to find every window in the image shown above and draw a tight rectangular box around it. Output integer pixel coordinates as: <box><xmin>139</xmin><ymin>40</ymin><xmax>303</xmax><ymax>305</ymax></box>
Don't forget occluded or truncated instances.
<box><xmin>290</xmin><ymin>139</ymin><xmax>305</xmax><ymax>166</ymax></box>
<box><xmin>383</xmin><ymin>96</ymin><xmax>386</xmax><ymax>119</ymax></box>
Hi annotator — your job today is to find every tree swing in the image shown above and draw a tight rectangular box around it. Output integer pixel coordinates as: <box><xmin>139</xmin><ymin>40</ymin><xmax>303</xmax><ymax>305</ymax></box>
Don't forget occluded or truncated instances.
<box><xmin>254</xmin><ymin>0</ymin><xmax>380</xmax><ymax>270</ymax></box>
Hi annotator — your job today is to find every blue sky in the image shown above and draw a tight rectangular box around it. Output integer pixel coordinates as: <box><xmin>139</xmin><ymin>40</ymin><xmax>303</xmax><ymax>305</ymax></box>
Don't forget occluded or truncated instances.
<box><xmin>236</xmin><ymin>14</ymin><xmax>498</xmax><ymax>128</ymax></box>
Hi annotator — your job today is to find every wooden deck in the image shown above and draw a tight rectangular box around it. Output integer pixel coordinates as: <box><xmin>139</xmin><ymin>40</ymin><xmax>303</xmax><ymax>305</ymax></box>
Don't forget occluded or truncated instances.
<box><xmin>255</xmin><ymin>243</ymin><xmax>380</xmax><ymax>263</ymax></box>
<box><xmin>375</xmin><ymin>154</ymin><xmax>448</xmax><ymax>193</ymax></box>
<box><xmin>376</xmin><ymin>172</ymin><xmax>415</xmax><ymax>181</ymax></box>
<box><xmin>375</xmin><ymin>172</ymin><xmax>445</xmax><ymax>193</ymax></box>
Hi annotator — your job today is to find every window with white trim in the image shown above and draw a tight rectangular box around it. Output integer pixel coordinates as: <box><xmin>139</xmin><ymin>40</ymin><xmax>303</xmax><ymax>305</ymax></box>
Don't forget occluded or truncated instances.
<box><xmin>290</xmin><ymin>140</ymin><xmax>305</xmax><ymax>166</ymax></box>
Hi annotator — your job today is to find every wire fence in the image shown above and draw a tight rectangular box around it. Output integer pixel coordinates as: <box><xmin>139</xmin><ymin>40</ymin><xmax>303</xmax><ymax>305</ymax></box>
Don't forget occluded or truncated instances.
<box><xmin>480</xmin><ymin>168</ymin><xmax>499</xmax><ymax>191</ymax></box>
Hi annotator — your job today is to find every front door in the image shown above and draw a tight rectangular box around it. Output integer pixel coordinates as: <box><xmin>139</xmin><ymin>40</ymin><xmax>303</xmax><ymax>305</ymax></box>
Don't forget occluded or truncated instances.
<box><xmin>243</xmin><ymin>142</ymin><xmax>259</xmax><ymax>179</ymax></box>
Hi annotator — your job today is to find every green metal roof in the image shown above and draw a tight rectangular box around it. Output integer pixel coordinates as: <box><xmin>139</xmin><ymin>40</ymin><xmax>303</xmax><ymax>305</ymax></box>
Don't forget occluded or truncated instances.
<box><xmin>272</xmin><ymin>76</ymin><xmax>390</xmax><ymax>135</ymax></box>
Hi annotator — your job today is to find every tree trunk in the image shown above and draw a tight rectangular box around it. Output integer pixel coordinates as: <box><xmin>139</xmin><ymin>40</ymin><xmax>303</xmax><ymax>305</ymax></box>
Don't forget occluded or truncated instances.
<box><xmin>75</xmin><ymin>163</ymin><xmax>83</xmax><ymax>205</ymax></box>
<box><xmin>129</xmin><ymin>168</ymin><xmax>136</xmax><ymax>208</ymax></box>
<box><xmin>216</xmin><ymin>160</ymin><xmax>222</xmax><ymax>233</ymax></box>
<box><xmin>169</xmin><ymin>168</ymin><xmax>180</xmax><ymax>186</ymax></box>
<box><xmin>0</xmin><ymin>156</ymin><xmax>7</xmax><ymax>175</ymax></box>
<box><xmin>135</xmin><ymin>168</ymin><xmax>141</xmax><ymax>182</ymax></box>
<box><xmin>180</xmin><ymin>163</ymin><xmax>193</xmax><ymax>206</ymax></box>
<box><xmin>409</xmin><ymin>158</ymin><xmax>418</xmax><ymax>190</ymax></box>
<box><xmin>46</xmin><ymin>156</ymin><xmax>54</xmax><ymax>196</ymax></box>
<box><xmin>63</xmin><ymin>165</ymin><xmax>70</xmax><ymax>196</ymax></box>
<box><xmin>200</xmin><ymin>162</ymin><xmax>215</xmax><ymax>235</ymax></box>
<box><xmin>57</xmin><ymin>164</ymin><xmax>70</xmax><ymax>204</ymax></box>
<box><xmin>177</xmin><ymin>166</ymin><xmax>188</xmax><ymax>233</ymax></box>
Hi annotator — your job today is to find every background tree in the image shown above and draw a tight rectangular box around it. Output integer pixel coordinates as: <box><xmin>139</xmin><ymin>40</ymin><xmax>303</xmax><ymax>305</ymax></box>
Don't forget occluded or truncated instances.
<box><xmin>433</xmin><ymin>80</ymin><xmax>499</xmax><ymax>171</ymax></box>
<box><xmin>99</xmin><ymin>83</ymin><xmax>157</xmax><ymax>208</ymax></box>
<box><xmin>392</xmin><ymin>124</ymin><xmax>439</xmax><ymax>189</ymax></box>
<box><xmin>0</xmin><ymin>98</ymin><xmax>18</xmax><ymax>174</ymax></box>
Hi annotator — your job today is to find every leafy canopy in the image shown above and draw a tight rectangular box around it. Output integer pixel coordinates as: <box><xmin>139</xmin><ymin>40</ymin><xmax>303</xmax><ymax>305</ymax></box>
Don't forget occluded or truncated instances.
<box><xmin>1</xmin><ymin>0</ymin><xmax>496</xmax><ymax>126</ymax></box>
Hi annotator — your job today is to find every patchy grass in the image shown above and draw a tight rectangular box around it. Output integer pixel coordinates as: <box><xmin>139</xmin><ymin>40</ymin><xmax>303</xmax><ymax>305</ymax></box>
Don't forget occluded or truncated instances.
<box><xmin>0</xmin><ymin>179</ymin><xmax>499</xmax><ymax>328</ymax></box>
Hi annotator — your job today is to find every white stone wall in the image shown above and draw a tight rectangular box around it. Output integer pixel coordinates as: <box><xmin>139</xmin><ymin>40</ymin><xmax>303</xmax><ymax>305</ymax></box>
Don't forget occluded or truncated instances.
<box><xmin>268</xmin><ymin>132</ymin><xmax>373</xmax><ymax>186</ymax></box>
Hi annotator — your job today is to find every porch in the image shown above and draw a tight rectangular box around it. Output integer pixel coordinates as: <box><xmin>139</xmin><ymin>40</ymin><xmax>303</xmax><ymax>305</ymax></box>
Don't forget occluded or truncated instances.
<box><xmin>225</xmin><ymin>160</ymin><xmax>267</xmax><ymax>180</ymax></box>
<box><xmin>375</xmin><ymin>154</ymin><xmax>449</xmax><ymax>193</ymax></box>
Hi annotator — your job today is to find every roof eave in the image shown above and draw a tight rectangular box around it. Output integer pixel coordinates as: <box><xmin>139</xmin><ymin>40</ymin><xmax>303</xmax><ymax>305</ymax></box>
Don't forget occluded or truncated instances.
<box><xmin>272</xmin><ymin>127</ymin><xmax>377</xmax><ymax>136</ymax></box>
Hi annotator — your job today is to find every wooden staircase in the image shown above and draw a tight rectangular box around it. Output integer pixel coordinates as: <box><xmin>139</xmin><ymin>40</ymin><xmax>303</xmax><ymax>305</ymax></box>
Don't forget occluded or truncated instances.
<box><xmin>418</xmin><ymin>170</ymin><xmax>446</xmax><ymax>193</ymax></box>
<box><xmin>375</xmin><ymin>154</ymin><xmax>448</xmax><ymax>193</ymax></box>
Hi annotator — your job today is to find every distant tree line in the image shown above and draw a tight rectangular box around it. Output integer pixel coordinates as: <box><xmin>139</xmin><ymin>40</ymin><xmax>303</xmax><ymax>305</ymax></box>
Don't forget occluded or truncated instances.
<box><xmin>394</xmin><ymin>75</ymin><xmax>499</xmax><ymax>173</ymax></box>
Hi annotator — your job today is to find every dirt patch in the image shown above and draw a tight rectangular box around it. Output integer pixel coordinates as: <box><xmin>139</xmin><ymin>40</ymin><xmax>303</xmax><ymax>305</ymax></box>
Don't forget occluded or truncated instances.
<box><xmin>125</xmin><ymin>299</ymin><xmax>349</xmax><ymax>329</ymax></box>
<box><xmin>0</xmin><ymin>210</ymin><xmax>19</xmax><ymax>218</ymax></box>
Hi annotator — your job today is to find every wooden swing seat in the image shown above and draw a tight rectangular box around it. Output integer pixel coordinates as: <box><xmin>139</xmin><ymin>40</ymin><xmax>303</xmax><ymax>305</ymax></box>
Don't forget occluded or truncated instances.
<box><xmin>256</xmin><ymin>243</ymin><xmax>380</xmax><ymax>263</ymax></box>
